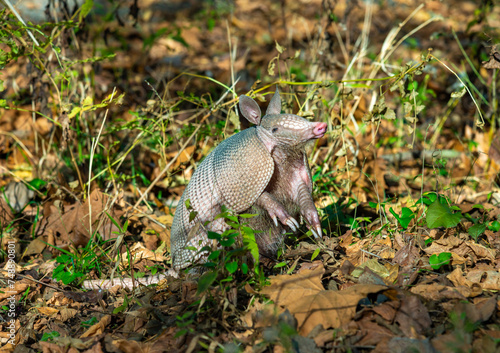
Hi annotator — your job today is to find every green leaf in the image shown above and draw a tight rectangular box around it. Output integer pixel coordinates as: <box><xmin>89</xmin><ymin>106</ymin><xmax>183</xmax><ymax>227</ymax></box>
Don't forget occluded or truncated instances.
<box><xmin>81</xmin><ymin>317</ymin><xmax>98</xmax><ymax>327</ymax></box>
<box><xmin>28</xmin><ymin>178</ymin><xmax>47</xmax><ymax>190</ymax></box>
<box><xmin>241</xmin><ymin>263</ymin><xmax>248</xmax><ymax>275</ymax></box>
<box><xmin>242</xmin><ymin>226</ymin><xmax>259</xmax><ymax>264</ymax></box>
<box><xmin>429</xmin><ymin>252</ymin><xmax>452</xmax><ymax>270</ymax></box>
<box><xmin>274</xmin><ymin>261</ymin><xmax>287</xmax><ymax>268</ymax></box>
<box><xmin>488</xmin><ymin>220</ymin><xmax>500</xmax><ymax>232</ymax></box>
<box><xmin>239</xmin><ymin>213</ymin><xmax>258</xmax><ymax>219</ymax></box>
<box><xmin>426</xmin><ymin>199</ymin><xmax>462</xmax><ymax>229</ymax></box>
<box><xmin>225</xmin><ymin>261</ymin><xmax>238</xmax><ymax>274</ymax></box>
<box><xmin>41</xmin><ymin>331</ymin><xmax>61</xmax><ymax>342</ymax></box>
<box><xmin>171</xmin><ymin>29</ymin><xmax>189</xmax><ymax>48</ymax></box>
<box><xmin>207</xmin><ymin>18</ymin><xmax>215</xmax><ymax>31</ymax></box>
<box><xmin>207</xmin><ymin>231</ymin><xmax>221</xmax><ymax>240</ymax></box>
<box><xmin>219</xmin><ymin>232</ymin><xmax>237</xmax><ymax>247</ymax></box>
<box><xmin>207</xmin><ymin>250</ymin><xmax>220</xmax><ymax>261</ymax></box>
<box><xmin>79</xmin><ymin>0</ymin><xmax>94</xmax><ymax>22</ymax></box>
<box><xmin>468</xmin><ymin>223</ymin><xmax>486</xmax><ymax>241</ymax></box>
<box><xmin>390</xmin><ymin>207</ymin><xmax>415</xmax><ymax>230</ymax></box>
<box><xmin>311</xmin><ymin>247</ymin><xmax>320</xmax><ymax>261</ymax></box>
<box><xmin>197</xmin><ymin>271</ymin><xmax>217</xmax><ymax>294</ymax></box>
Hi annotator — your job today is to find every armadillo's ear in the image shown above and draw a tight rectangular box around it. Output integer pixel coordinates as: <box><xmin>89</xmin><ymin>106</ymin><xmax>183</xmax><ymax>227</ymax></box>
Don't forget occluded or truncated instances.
<box><xmin>239</xmin><ymin>95</ymin><xmax>262</xmax><ymax>125</ymax></box>
<box><xmin>265</xmin><ymin>86</ymin><xmax>282</xmax><ymax>115</ymax></box>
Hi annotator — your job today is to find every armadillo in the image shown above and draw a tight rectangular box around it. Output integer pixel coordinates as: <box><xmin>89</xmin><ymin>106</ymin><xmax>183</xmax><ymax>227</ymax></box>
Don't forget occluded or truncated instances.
<box><xmin>170</xmin><ymin>88</ymin><xmax>327</xmax><ymax>271</ymax></box>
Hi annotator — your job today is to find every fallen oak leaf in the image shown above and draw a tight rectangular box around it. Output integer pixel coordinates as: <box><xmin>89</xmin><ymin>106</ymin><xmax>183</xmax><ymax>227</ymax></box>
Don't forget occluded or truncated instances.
<box><xmin>260</xmin><ymin>267</ymin><xmax>386</xmax><ymax>335</ymax></box>
<box><xmin>260</xmin><ymin>266</ymin><xmax>325</xmax><ymax>307</ymax></box>
<box><xmin>289</xmin><ymin>284</ymin><xmax>387</xmax><ymax>335</ymax></box>
<box><xmin>80</xmin><ymin>314</ymin><xmax>111</xmax><ymax>338</ymax></box>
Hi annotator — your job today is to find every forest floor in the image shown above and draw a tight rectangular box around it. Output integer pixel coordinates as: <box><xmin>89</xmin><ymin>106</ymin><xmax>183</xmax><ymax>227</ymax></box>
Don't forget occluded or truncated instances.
<box><xmin>0</xmin><ymin>0</ymin><xmax>500</xmax><ymax>352</ymax></box>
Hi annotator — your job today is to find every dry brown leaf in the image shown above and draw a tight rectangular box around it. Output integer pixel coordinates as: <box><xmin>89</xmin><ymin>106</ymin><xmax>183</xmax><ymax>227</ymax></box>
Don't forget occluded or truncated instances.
<box><xmin>138</xmin><ymin>214</ymin><xmax>171</xmax><ymax>250</ymax></box>
<box><xmin>0</xmin><ymin>280</ymin><xmax>30</xmax><ymax>301</ymax></box>
<box><xmin>339</xmin><ymin>237</ymin><xmax>371</xmax><ymax>266</ymax></box>
<box><xmin>395</xmin><ymin>295</ymin><xmax>432</xmax><ymax>338</ymax></box>
<box><xmin>354</xmin><ymin>318</ymin><xmax>394</xmax><ymax>347</ymax></box>
<box><xmin>432</xmin><ymin>332</ymin><xmax>473</xmax><ymax>353</ymax></box>
<box><xmin>261</xmin><ymin>264</ymin><xmax>387</xmax><ymax>334</ymax></box>
<box><xmin>463</xmin><ymin>242</ymin><xmax>495</xmax><ymax>262</ymax></box>
<box><xmin>120</xmin><ymin>242</ymin><xmax>167</xmax><ymax>267</ymax></box>
<box><xmin>47</xmin><ymin>292</ymin><xmax>76</xmax><ymax>307</ymax></box>
<box><xmin>260</xmin><ymin>266</ymin><xmax>325</xmax><ymax>307</ymax></box>
<box><xmin>372</xmin><ymin>301</ymin><xmax>398</xmax><ymax>321</ymax></box>
<box><xmin>80</xmin><ymin>314</ymin><xmax>111</xmax><ymax>338</ymax></box>
<box><xmin>35</xmin><ymin>188</ymin><xmax>124</xmax><ymax>248</ymax></box>
<box><xmin>313</xmin><ymin>329</ymin><xmax>337</xmax><ymax>347</ymax></box>
<box><xmin>466</xmin><ymin>270</ymin><xmax>500</xmax><ymax>291</ymax></box>
<box><xmin>393</xmin><ymin>239</ymin><xmax>419</xmax><ymax>268</ymax></box>
<box><xmin>410</xmin><ymin>283</ymin><xmax>469</xmax><ymax>301</ymax></box>
<box><xmin>0</xmin><ymin>198</ymin><xmax>14</xmax><ymax>227</ymax></box>
<box><xmin>453</xmin><ymin>296</ymin><xmax>497</xmax><ymax>324</ymax></box>
<box><xmin>424</xmin><ymin>236</ymin><xmax>495</xmax><ymax>263</ymax></box>
<box><xmin>59</xmin><ymin>308</ymin><xmax>79</xmax><ymax>322</ymax></box>
<box><xmin>482</xmin><ymin>46</ymin><xmax>500</xmax><ymax>69</ymax></box>
<box><xmin>352</xmin><ymin>259</ymin><xmax>389</xmax><ymax>281</ymax></box>
<box><xmin>37</xmin><ymin>307</ymin><xmax>59</xmax><ymax>316</ymax></box>
<box><xmin>23</xmin><ymin>235</ymin><xmax>47</xmax><ymax>256</ymax></box>
<box><xmin>289</xmin><ymin>284</ymin><xmax>388</xmax><ymax>335</ymax></box>
<box><xmin>447</xmin><ymin>268</ymin><xmax>483</xmax><ymax>297</ymax></box>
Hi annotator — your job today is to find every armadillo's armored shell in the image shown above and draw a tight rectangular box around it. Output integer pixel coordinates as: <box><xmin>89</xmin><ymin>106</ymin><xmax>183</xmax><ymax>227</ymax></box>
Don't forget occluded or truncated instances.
<box><xmin>170</xmin><ymin>151</ymin><xmax>220</xmax><ymax>270</ymax></box>
<box><xmin>170</xmin><ymin>127</ymin><xmax>274</xmax><ymax>270</ymax></box>
<box><xmin>213</xmin><ymin>127</ymin><xmax>274</xmax><ymax>212</ymax></box>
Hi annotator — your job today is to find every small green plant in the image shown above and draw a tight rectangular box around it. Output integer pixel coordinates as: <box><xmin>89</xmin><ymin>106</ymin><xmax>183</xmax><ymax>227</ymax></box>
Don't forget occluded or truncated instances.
<box><xmin>488</xmin><ymin>220</ymin><xmax>500</xmax><ymax>232</ymax></box>
<box><xmin>51</xmin><ymin>234</ymin><xmax>112</xmax><ymax>286</ymax></box>
<box><xmin>191</xmin><ymin>206</ymin><xmax>264</xmax><ymax>295</ymax></box>
<box><xmin>52</xmin><ymin>254</ymin><xmax>87</xmax><ymax>285</ymax></box>
<box><xmin>445</xmin><ymin>311</ymin><xmax>479</xmax><ymax>351</ymax></box>
<box><xmin>81</xmin><ymin>317</ymin><xmax>99</xmax><ymax>328</ymax></box>
<box><xmin>175</xmin><ymin>311</ymin><xmax>196</xmax><ymax>338</ymax></box>
<box><xmin>468</xmin><ymin>222</ymin><xmax>487</xmax><ymax>241</ymax></box>
<box><xmin>113</xmin><ymin>294</ymin><xmax>130</xmax><ymax>314</ymax></box>
<box><xmin>41</xmin><ymin>331</ymin><xmax>61</xmax><ymax>342</ymax></box>
<box><xmin>389</xmin><ymin>206</ymin><xmax>416</xmax><ymax>230</ymax></box>
<box><xmin>425</xmin><ymin>194</ymin><xmax>462</xmax><ymax>229</ymax></box>
<box><xmin>429</xmin><ymin>252</ymin><xmax>452</xmax><ymax>270</ymax></box>
<box><xmin>323</xmin><ymin>197</ymin><xmax>360</xmax><ymax>233</ymax></box>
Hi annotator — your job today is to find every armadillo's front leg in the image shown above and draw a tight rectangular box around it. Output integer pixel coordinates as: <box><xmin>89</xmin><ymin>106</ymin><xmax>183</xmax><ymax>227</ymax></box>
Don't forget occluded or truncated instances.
<box><xmin>255</xmin><ymin>192</ymin><xmax>300</xmax><ymax>231</ymax></box>
<box><xmin>296</xmin><ymin>155</ymin><xmax>322</xmax><ymax>239</ymax></box>
<box><xmin>296</xmin><ymin>182</ymin><xmax>322</xmax><ymax>239</ymax></box>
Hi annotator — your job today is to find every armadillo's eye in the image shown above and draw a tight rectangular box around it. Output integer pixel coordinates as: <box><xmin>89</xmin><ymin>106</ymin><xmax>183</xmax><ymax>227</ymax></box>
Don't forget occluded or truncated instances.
<box><xmin>272</xmin><ymin>127</ymin><xmax>278</xmax><ymax>133</ymax></box>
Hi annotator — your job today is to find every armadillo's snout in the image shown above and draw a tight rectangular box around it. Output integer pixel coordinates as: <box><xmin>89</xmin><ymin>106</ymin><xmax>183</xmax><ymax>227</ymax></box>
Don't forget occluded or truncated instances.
<box><xmin>313</xmin><ymin>122</ymin><xmax>327</xmax><ymax>138</ymax></box>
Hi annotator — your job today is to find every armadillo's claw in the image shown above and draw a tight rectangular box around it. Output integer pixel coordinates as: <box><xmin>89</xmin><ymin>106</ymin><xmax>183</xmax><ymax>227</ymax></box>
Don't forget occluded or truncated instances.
<box><xmin>271</xmin><ymin>215</ymin><xmax>279</xmax><ymax>227</ymax></box>
<box><xmin>310</xmin><ymin>226</ymin><xmax>322</xmax><ymax>240</ymax></box>
<box><xmin>286</xmin><ymin>217</ymin><xmax>299</xmax><ymax>232</ymax></box>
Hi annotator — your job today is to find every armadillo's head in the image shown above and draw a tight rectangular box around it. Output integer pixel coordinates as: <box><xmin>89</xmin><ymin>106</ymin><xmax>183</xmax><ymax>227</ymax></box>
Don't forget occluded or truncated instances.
<box><xmin>260</xmin><ymin>113</ymin><xmax>327</xmax><ymax>148</ymax></box>
<box><xmin>239</xmin><ymin>87</ymin><xmax>327</xmax><ymax>150</ymax></box>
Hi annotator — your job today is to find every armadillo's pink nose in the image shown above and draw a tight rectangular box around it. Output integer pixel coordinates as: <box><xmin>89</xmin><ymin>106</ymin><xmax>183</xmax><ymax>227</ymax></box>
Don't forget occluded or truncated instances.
<box><xmin>313</xmin><ymin>122</ymin><xmax>327</xmax><ymax>138</ymax></box>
